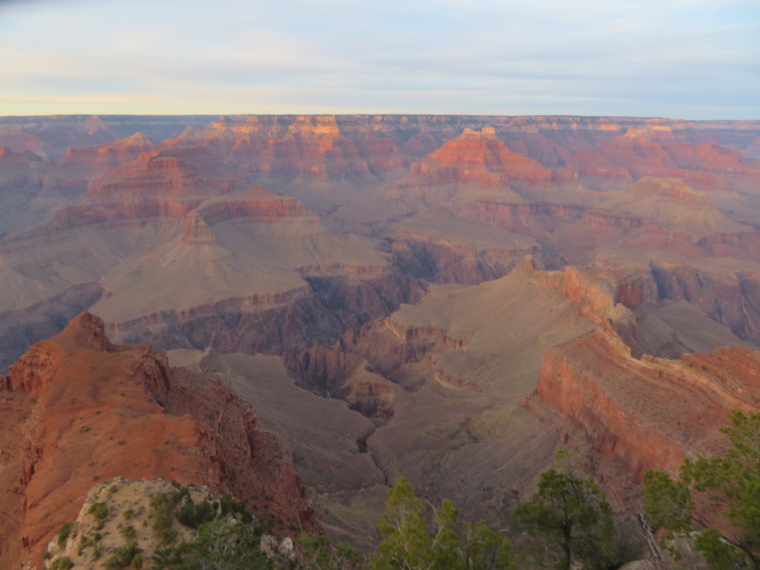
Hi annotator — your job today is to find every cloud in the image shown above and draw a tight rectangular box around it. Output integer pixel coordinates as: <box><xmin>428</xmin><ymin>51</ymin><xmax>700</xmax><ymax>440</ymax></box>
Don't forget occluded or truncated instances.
<box><xmin>0</xmin><ymin>0</ymin><xmax>757</xmax><ymax>118</ymax></box>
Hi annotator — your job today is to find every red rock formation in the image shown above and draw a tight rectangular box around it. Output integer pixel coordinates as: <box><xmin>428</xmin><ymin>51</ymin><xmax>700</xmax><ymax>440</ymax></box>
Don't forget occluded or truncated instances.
<box><xmin>193</xmin><ymin>186</ymin><xmax>317</xmax><ymax>225</ymax></box>
<box><xmin>408</xmin><ymin>127</ymin><xmax>552</xmax><ymax>186</ymax></box>
<box><xmin>52</xmin><ymin>132</ymin><xmax>163</xmax><ymax>199</ymax></box>
<box><xmin>182</xmin><ymin>212</ymin><xmax>219</xmax><ymax>245</ymax></box>
<box><xmin>87</xmin><ymin>148</ymin><xmax>226</xmax><ymax>197</ymax></box>
<box><xmin>59</xmin><ymin>132</ymin><xmax>160</xmax><ymax>172</ymax></box>
<box><xmin>170</xmin><ymin>115</ymin><xmax>410</xmax><ymax>183</ymax></box>
<box><xmin>37</xmin><ymin>148</ymin><xmax>250</xmax><ymax>229</ymax></box>
<box><xmin>571</xmin><ymin>125</ymin><xmax>760</xmax><ymax>192</ymax></box>
<box><xmin>534</xmin><ymin>327</ymin><xmax>760</xmax><ymax>483</ymax></box>
<box><xmin>53</xmin><ymin>196</ymin><xmax>204</xmax><ymax>227</ymax></box>
<box><xmin>0</xmin><ymin>313</ymin><xmax>317</xmax><ymax>569</ymax></box>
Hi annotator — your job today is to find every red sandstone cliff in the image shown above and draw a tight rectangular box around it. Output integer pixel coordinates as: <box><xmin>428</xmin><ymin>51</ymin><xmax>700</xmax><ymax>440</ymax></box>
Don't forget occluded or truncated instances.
<box><xmin>170</xmin><ymin>115</ymin><xmax>410</xmax><ymax>185</ymax></box>
<box><xmin>570</xmin><ymin>125</ymin><xmax>760</xmax><ymax>193</ymax></box>
<box><xmin>407</xmin><ymin>126</ymin><xmax>552</xmax><ymax>188</ymax></box>
<box><xmin>0</xmin><ymin>313</ymin><xmax>317</xmax><ymax>569</ymax></box>
<box><xmin>533</xmin><ymin>327</ymin><xmax>760</xmax><ymax>485</ymax></box>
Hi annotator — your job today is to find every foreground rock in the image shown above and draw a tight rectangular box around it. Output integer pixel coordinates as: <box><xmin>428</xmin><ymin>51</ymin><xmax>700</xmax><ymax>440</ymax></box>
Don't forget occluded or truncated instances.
<box><xmin>0</xmin><ymin>313</ymin><xmax>316</xmax><ymax>569</ymax></box>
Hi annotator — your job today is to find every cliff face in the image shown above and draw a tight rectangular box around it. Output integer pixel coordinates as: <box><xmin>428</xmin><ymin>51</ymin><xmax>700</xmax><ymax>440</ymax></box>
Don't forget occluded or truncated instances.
<box><xmin>291</xmin><ymin>345</ymin><xmax>399</xmax><ymax>420</ymax></box>
<box><xmin>171</xmin><ymin>115</ymin><xmax>410</xmax><ymax>186</ymax></box>
<box><xmin>651</xmin><ymin>262</ymin><xmax>760</xmax><ymax>343</ymax></box>
<box><xmin>570</xmin><ymin>126</ymin><xmax>760</xmax><ymax>192</ymax></box>
<box><xmin>55</xmin><ymin>133</ymin><xmax>163</xmax><ymax>196</ymax></box>
<box><xmin>86</xmin><ymin>147</ymin><xmax>239</xmax><ymax>197</ymax></box>
<box><xmin>0</xmin><ymin>313</ymin><xmax>316</xmax><ymax>570</ymax></box>
<box><xmin>104</xmin><ymin>266</ymin><xmax>425</xmax><ymax>359</ymax></box>
<box><xmin>533</xmin><ymin>327</ymin><xmax>760</xmax><ymax>483</ymax></box>
<box><xmin>409</xmin><ymin>127</ymin><xmax>552</xmax><ymax>186</ymax></box>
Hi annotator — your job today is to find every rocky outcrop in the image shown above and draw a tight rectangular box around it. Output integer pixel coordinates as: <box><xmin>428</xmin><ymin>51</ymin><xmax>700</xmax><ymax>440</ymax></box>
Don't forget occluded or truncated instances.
<box><xmin>31</xmin><ymin>148</ymin><xmax>236</xmax><ymax>231</ymax></box>
<box><xmin>86</xmin><ymin>148</ymin><xmax>233</xmax><ymax>197</ymax></box>
<box><xmin>192</xmin><ymin>186</ymin><xmax>317</xmax><ymax>224</ymax></box>
<box><xmin>650</xmin><ymin>262</ymin><xmax>760</xmax><ymax>342</ymax></box>
<box><xmin>44</xmin><ymin>478</ymin><xmax>220</xmax><ymax>570</ymax></box>
<box><xmin>571</xmin><ymin>125</ymin><xmax>760</xmax><ymax>193</ymax></box>
<box><xmin>53</xmin><ymin>196</ymin><xmax>204</xmax><ymax>227</ymax></box>
<box><xmin>291</xmin><ymin>346</ymin><xmax>398</xmax><ymax>419</ymax></box>
<box><xmin>0</xmin><ymin>313</ymin><xmax>317</xmax><ymax>569</ymax></box>
<box><xmin>408</xmin><ymin>126</ymin><xmax>552</xmax><ymax>186</ymax></box>
<box><xmin>171</xmin><ymin>115</ymin><xmax>410</xmax><ymax>185</ymax></box>
<box><xmin>103</xmin><ymin>267</ymin><xmax>425</xmax><ymax>359</ymax></box>
<box><xmin>388</xmin><ymin>238</ymin><xmax>510</xmax><ymax>284</ymax></box>
<box><xmin>58</xmin><ymin>132</ymin><xmax>161</xmax><ymax>174</ymax></box>
<box><xmin>533</xmin><ymin>327</ymin><xmax>760</xmax><ymax>485</ymax></box>
<box><xmin>181</xmin><ymin>187</ymin><xmax>319</xmax><ymax>245</ymax></box>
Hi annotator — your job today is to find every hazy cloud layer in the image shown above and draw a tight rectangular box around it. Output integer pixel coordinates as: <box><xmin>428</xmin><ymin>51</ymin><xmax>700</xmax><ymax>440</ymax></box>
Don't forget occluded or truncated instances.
<box><xmin>1</xmin><ymin>0</ymin><xmax>758</xmax><ymax>118</ymax></box>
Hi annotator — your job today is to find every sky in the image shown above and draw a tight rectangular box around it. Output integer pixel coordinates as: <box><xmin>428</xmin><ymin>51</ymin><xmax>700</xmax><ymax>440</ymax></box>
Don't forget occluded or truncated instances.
<box><xmin>0</xmin><ymin>0</ymin><xmax>758</xmax><ymax>119</ymax></box>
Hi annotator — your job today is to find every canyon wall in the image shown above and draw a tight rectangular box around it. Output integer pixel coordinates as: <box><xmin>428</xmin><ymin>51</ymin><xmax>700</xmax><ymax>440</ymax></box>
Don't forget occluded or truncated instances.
<box><xmin>0</xmin><ymin>313</ymin><xmax>316</xmax><ymax>569</ymax></box>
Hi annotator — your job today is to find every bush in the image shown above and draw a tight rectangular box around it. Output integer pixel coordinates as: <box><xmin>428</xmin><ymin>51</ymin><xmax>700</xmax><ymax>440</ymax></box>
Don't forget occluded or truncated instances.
<box><xmin>150</xmin><ymin>494</ymin><xmax>177</xmax><ymax>545</ymax></box>
<box><xmin>57</xmin><ymin>522</ymin><xmax>77</xmax><ymax>545</ymax></box>
<box><xmin>178</xmin><ymin>499</ymin><xmax>217</xmax><ymax>529</ymax></box>
<box><xmin>89</xmin><ymin>502</ymin><xmax>109</xmax><ymax>529</ymax></box>
<box><xmin>153</xmin><ymin>519</ymin><xmax>271</xmax><ymax>570</ymax></box>
<box><xmin>104</xmin><ymin>541</ymin><xmax>141</xmax><ymax>569</ymax></box>
<box><xmin>50</xmin><ymin>558</ymin><xmax>74</xmax><ymax>570</ymax></box>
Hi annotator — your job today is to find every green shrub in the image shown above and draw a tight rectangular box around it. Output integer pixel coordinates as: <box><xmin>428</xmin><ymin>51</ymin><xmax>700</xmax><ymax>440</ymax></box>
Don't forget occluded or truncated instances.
<box><xmin>153</xmin><ymin>519</ymin><xmax>270</xmax><ymax>570</ymax></box>
<box><xmin>50</xmin><ymin>558</ymin><xmax>74</xmax><ymax>570</ymax></box>
<box><xmin>220</xmin><ymin>493</ymin><xmax>252</xmax><ymax>523</ymax></box>
<box><xmin>120</xmin><ymin>524</ymin><xmax>137</xmax><ymax>540</ymax></box>
<box><xmin>150</xmin><ymin>494</ymin><xmax>177</xmax><ymax>544</ymax></box>
<box><xmin>89</xmin><ymin>502</ymin><xmax>109</xmax><ymax>529</ymax></box>
<box><xmin>104</xmin><ymin>541</ymin><xmax>141</xmax><ymax>570</ymax></box>
<box><xmin>56</xmin><ymin>522</ymin><xmax>77</xmax><ymax>545</ymax></box>
<box><xmin>178</xmin><ymin>499</ymin><xmax>216</xmax><ymax>529</ymax></box>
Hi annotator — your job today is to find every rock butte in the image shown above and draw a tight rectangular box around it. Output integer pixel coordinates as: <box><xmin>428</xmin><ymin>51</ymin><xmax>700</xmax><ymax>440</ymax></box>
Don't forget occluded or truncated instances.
<box><xmin>0</xmin><ymin>114</ymin><xmax>758</xmax><ymax>556</ymax></box>
<box><xmin>0</xmin><ymin>312</ymin><xmax>317</xmax><ymax>569</ymax></box>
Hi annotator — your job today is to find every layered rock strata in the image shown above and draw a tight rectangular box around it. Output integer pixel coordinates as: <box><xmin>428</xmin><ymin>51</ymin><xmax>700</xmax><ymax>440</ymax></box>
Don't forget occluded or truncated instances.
<box><xmin>0</xmin><ymin>313</ymin><xmax>316</xmax><ymax>569</ymax></box>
